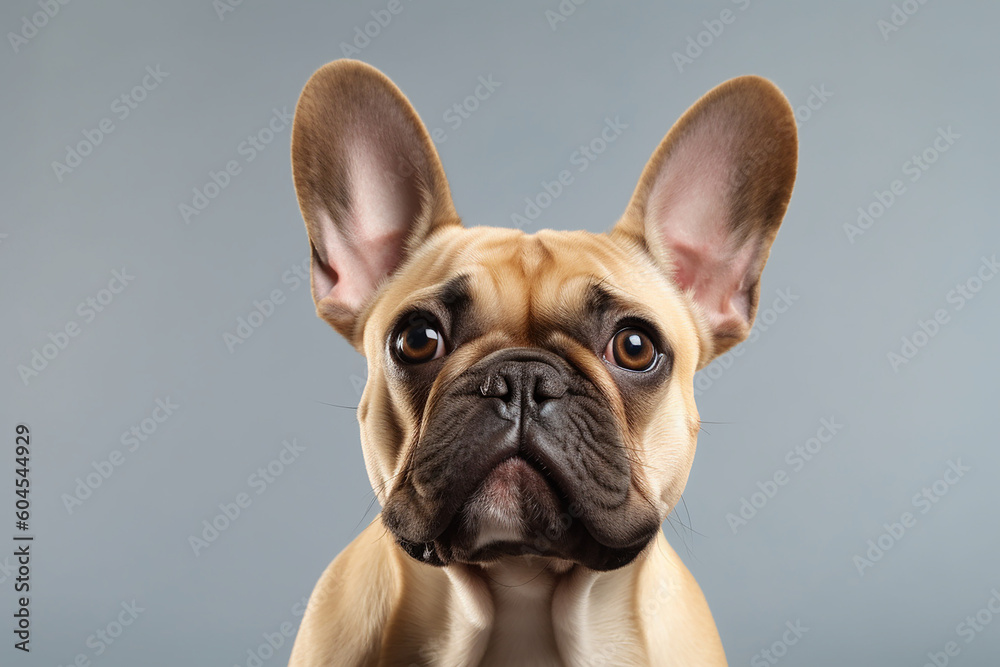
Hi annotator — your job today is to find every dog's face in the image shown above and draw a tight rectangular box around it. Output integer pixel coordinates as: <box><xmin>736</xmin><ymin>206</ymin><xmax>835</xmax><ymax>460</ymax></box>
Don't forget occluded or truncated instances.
<box><xmin>355</xmin><ymin>227</ymin><xmax>702</xmax><ymax>571</ymax></box>
<box><xmin>291</xmin><ymin>61</ymin><xmax>796</xmax><ymax>571</ymax></box>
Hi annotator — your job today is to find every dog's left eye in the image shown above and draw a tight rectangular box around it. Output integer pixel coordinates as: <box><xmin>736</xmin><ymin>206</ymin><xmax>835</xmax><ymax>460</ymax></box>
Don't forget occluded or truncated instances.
<box><xmin>605</xmin><ymin>328</ymin><xmax>657</xmax><ymax>372</ymax></box>
<box><xmin>395</xmin><ymin>316</ymin><xmax>446</xmax><ymax>363</ymax></box>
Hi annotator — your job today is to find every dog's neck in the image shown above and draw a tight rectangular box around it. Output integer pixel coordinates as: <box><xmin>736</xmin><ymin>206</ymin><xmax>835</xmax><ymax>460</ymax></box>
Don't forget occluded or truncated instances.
<box><xmin>436</xmin><ymin>554</ymin><xmax>650</xmax><ymax>666</ymax></box>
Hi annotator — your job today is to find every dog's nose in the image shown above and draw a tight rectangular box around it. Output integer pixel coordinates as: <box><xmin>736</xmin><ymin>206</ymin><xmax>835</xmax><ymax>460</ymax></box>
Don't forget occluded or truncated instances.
<box><xmin>478</xmin><ymin>359</ymin><xmax>567</xmax><ymax>412</ymax></box>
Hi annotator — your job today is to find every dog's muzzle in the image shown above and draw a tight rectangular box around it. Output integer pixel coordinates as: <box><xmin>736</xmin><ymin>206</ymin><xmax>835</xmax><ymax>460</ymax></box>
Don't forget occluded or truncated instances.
<box><xmin>380</xmin><ymin>348</ymin><xmax>661</xmax><ymax>571</ymax></box>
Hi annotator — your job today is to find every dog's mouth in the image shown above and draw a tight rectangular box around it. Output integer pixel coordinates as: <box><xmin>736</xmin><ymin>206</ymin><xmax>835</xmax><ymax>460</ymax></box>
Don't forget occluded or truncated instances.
<box><xmin>382</xmin><ymin>348</ymin><xmax>663</xmax><ymax>571</ymax></box>
<box><xmin>455</xmin><ymin>454</ymin><xmax>567</xmax><ymax>545</ymax></box>
<box><xmin>391</xmin><ymin>454</ymin><xmax>657</xmax><ymax>571</ymax></box>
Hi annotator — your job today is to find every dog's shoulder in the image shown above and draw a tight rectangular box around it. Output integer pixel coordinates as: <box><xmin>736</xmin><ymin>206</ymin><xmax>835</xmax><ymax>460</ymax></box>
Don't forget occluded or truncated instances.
<box><xmin>288</xmin><ymin>519</ymin><xmax>402</xmax><ymax>667</ymax></box>
<box><xmin>637</xmin><ymin>532</ymin><xmax>729</xmax><ymax>665</ymax></box>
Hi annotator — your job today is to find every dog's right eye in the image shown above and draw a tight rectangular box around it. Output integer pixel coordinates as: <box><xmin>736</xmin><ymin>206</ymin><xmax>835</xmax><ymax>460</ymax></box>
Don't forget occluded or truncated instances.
<box><xmin>605</xmin><ymin>327</ymin><xmax>658</xmax><ymax>372</ymax></box>
<box><xmin>395</xmin><ymin>316</ymin><xmax>446</xmax><ymax>364</ymax></box>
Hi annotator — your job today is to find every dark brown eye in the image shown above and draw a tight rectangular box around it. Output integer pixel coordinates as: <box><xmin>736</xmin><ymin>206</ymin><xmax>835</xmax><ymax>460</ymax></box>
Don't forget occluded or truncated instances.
<box><xmin>606</xmin><ymin>328</ymin><xmax>657</xmax><ymax>371</ymax></box>
<box><xmin>395</xmin><ymin>316</ymin><xmax>445</xmax><ymax>363</ymax></box>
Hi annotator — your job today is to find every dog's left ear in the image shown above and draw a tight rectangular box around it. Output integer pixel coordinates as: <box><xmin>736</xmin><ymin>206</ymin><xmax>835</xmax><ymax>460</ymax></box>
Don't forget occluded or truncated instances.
<box><xmin>291</xmin><ymin>60</ymin><xmax>460</xmax><ymax>348</ymax></box>
<box><xmin>612</xmin><ymin>76</ymin><xmax>797</xmax><ymax>365</ymax></box>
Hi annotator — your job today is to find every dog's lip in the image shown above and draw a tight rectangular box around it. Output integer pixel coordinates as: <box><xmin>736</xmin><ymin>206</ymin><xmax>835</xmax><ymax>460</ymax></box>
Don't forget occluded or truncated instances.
<box><xmin>432</xmin><ymin>454</ymin><xmax>566</xmax><ymax>540</ymax></box>
<box><xmin>392</xmin><ymin>452</ymin><xmax>660</xmax><ymax>570</ymax></box>
<box><xmin>476</xmin><ymin>453</ymin><xmax>567</xmax><ymax>503</ymax></box>
<box><xmin>504</xmin><ymin>453</ymin><xmax>558</xmax><ymax>481</ymax></box>
<box><xmin>388</xmin><ymin>433</ymin><xmax>651</xmax><ymax>557</ymax></box>
<box><xmin>437</xmin><ymin>452</ymin><xmax>634</xmax><ymax>549</ymax></box>
<box><xmin>453</xmin><ymin>454</ymin><xmax>563</xmax><ymax>516</ymax></box>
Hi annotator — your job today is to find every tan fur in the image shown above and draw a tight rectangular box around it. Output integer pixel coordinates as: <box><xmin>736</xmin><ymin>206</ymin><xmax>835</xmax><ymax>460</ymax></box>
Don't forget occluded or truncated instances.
<box><xmin>287</xmin><ymin>60</ymin><xmax>797</xmax><ymax>666</ymax></box>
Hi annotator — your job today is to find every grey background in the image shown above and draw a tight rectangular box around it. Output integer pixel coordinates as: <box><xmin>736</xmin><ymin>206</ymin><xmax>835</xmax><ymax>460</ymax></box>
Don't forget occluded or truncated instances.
<box><xmin>2</xmin><ymin>0</ymin><xmax>998</xmax><ymax>665</ymax></box>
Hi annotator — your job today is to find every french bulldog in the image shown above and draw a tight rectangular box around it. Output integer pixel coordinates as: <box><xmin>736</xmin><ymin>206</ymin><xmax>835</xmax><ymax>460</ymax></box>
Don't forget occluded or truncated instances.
<box><xmin>287</xmin><ymin>59</ymin><xmax>796</xmax><ymax>667</ymax></box>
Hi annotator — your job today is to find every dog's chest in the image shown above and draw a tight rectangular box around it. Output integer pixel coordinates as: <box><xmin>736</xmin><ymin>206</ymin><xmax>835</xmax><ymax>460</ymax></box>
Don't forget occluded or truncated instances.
<box><xmin>459</xmin><ymin>564</ymin><xmax>645</xmax><ymax>667</ymax></box>
<box><xmin>477</xmin><ymin>582</ymin><xmax>562</xmax><ymax>667</ymax></box>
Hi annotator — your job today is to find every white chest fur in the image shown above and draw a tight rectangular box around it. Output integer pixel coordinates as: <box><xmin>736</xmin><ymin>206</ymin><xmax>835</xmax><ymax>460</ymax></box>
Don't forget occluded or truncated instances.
<box><xmin>439</xmin><ymin>558</ymin><xmax>646</xmax><ymax>667</ymax></box>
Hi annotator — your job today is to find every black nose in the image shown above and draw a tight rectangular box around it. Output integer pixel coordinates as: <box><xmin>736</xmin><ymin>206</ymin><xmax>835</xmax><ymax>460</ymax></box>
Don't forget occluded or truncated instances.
<box><xmin>478</xmin><ymin>356</ymin><xmax>567</xmax><ymax>413</ymax></box>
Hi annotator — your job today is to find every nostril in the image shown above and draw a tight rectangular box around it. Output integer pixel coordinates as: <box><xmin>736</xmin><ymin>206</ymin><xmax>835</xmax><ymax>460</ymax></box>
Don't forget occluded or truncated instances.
<box><xmin>479</xmin><ymin>374</ymin><xmax>509</xmax><ymax>399</ymax></box>
<box><xmin>478</xmin><ymin>361</ymin><xmax>566</xmax><ymax>406</ymax></box>
<box><xmin>532</xmin><ymin>373</ymin><xmax>566</xmax><ymax>403</ymax></box>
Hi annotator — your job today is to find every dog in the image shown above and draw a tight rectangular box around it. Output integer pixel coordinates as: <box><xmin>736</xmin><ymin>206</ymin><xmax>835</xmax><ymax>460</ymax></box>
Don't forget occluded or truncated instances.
<box><xmin>286</xmin><ymin>59</ymin><xmax>796</xmax><ymax>666</ymax></box>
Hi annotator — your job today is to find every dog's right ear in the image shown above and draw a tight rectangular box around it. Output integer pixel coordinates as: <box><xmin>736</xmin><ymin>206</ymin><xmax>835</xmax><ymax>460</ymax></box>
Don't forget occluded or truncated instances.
<box><xmin>611</xmin><ymin>76</ymin><xmax>797</xmax><ymax>366</ymax></box>
<box><xmin>291</xmin><ymin>60</ymin><xmax>460</xmax><ymax>347</ymax></box>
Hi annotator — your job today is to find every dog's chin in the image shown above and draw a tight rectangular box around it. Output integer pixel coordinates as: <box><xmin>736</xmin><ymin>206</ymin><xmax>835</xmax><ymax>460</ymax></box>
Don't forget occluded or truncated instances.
<box><xmin>392</xmin><ymin>457</ymin><xmax>657</xmax><ymax>572</ymax></box>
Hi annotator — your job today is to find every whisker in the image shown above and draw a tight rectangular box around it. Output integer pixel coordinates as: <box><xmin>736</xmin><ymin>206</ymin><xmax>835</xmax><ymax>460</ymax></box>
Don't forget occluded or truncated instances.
<box><xmin>353</xmin><ymin>494</ymin><xmax>382</xmax><ymax>533</ymax></box>
<box><xmin>317</xmin><ymin>400</ymin><xmax>359</xmax><ymax>410</ymax></box>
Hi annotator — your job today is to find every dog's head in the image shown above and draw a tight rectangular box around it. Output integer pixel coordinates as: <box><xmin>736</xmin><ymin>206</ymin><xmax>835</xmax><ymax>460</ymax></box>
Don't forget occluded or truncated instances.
<box><xmin>291</xmin><ymin>61</ymin><xmax>796</xmax><ymax>571</ymax></box>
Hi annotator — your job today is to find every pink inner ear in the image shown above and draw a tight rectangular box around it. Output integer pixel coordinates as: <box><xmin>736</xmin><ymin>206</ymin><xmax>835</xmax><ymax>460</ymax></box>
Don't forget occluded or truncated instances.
<box><xmin>312</xmin><ymin>210</ymin><xmax>406</xmax><ymax>312</ymax></box>
<box><xmin>311</xmin><ymin>135</ymin><xmax>419</xmax><ymax>311</ymax></box>
<box><xmin>669</xmin><ymin>239</ymin><xmax>754</xmax><ymax>335</ymax></box>
<box><xmin>646</xmin><ymin>121</ymin><xmax>755</xmax><ymax>333</ymax></box>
